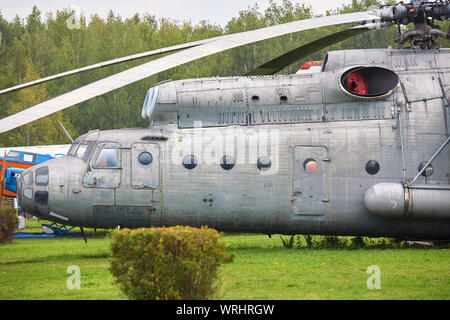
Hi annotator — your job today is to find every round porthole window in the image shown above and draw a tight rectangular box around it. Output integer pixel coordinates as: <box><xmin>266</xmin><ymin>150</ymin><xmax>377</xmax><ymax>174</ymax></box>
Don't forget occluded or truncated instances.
<box><xmin>303</xmin><ymin>158</ymin><xmax>318</xmax><ymax>173</ymax></box>
<box><xmin>418</xmin><ymin>162</ymin><xmax>433</xmax><ymax>177</ymax></box>
<box><xmin>138</xmin><ymin>152</ymin><xmax>153</xmax><ymax>165</ymax></box>
<box><xmin>183</xmin><ymin>155</ymin><xmax>197</xmax><ymax>170</ymax></box>
<box><xmin>365</xmin><ymin>160</ymin><xmax>380</xmax><ymax>175</ymax></box>
<box><xmin>257</xmin><ymin>156</ymin><xmax>271</xmax><ymax>170</ymax></box>
<box><xmin>220</xmin><ymin>155</ymin><xmax>235</xmax><ymax>170</ymax></box>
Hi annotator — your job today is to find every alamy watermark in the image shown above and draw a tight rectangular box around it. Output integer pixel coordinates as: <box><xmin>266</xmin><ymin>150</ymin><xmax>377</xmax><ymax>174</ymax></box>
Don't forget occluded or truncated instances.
<box><xmin>366</xmin><ymin>265</ymin><xmax>381</xmax><ymax>290</ymax></box>
<box><xmin>66</xmin><ymin>265</ymin><xmax>81</xmax><ymax>290</ymax></box>
<box><xmin>169</xmin><ymin>121</ymin><xmax>280</xmax><ymax>175</ymax></box>
<box><xmin>66</xmin><ymin>5</ymin><xmax>82</xmax><ymax>30</ymax></box>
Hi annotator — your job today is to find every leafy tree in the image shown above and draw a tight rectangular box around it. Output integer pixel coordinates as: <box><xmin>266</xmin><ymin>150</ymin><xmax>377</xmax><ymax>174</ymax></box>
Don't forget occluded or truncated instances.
<box><xmin>1</xmin><ymin>61</ymin><xmax>73</xmax><ymax>146</ymax></box>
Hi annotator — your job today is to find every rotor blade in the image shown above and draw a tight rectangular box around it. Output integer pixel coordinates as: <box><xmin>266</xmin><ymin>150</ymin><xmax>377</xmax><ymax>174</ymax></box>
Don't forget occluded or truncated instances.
<box><xmin>0</xmin><ymin>11</ymin><xmax>380</xmax><ymax>134</ymax></box>
<box><xmin>246</xmin><ymin>25</ymin><xmax>372</xmax><ymax>76</ymax></box>
<box><xmin>0</xmin><ymin>38</ymin><xmax>215</xmax><ymax>96</ymax></box>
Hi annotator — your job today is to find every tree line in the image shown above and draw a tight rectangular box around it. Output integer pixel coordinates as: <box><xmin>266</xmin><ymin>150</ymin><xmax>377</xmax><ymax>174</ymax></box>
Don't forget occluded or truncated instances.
<box><xmin>0</xmin><ymin>0</ymin><xmax>448</xmax><ymax>147</ymax></box>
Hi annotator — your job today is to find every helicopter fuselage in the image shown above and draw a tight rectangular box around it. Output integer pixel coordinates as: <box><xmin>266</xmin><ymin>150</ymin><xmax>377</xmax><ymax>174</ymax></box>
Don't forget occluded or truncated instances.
<box><xmin>17</xmin><ymin>48</ymin><xmax>450</xmax><ymax>240</ymax></box>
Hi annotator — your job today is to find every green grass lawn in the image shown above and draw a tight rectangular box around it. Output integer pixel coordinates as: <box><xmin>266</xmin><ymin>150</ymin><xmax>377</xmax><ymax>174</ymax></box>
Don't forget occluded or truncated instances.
<box><xmin>0</xmin><ymin>219</ymin><xmax>449</xmax><ymax>300</ymax></box>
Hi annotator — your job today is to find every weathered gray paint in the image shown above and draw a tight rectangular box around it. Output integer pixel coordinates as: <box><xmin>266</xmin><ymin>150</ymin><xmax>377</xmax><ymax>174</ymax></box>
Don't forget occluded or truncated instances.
<box><xmin>365</xmin><ymin>183</ymin><xmax>450</xmax><ymax>219</ymax></box>
<box><xmin>16</xmin><ymin>48</ymin><xmax>450</xmax><ymax>240</ymax></box>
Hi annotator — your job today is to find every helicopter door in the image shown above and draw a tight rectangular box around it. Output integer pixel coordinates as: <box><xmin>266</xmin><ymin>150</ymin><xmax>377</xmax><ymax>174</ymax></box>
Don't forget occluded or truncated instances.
<box><xmin>131</xmin><ymin>143</ymin><xmax>160</xmax><ymax>189</ymax></box>
<box><xmin>292</xmin><ymin>146</ymin><xmax>328</xmax><ymax>217</ymax></box>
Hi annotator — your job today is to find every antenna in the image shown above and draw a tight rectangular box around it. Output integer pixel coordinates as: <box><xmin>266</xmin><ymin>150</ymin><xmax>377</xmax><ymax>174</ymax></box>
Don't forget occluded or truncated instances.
<box><xmin>57</xmin><ymin>120</ymin><xmax>74</xmax><ymax>143</ymax></box>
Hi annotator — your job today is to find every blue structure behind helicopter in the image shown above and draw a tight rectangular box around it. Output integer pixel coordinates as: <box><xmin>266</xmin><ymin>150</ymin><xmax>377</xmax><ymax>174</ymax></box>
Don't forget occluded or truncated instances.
<box><xmin>0</xmin><ymin>150</ymin><xmax>55</xmax><ymax>195</ymax></box>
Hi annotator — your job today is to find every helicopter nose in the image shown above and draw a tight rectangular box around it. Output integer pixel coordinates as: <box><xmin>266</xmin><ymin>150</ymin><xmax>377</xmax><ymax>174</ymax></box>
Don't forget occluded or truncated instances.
<box><xmin>17</xmin><ymin>156</ymin><xmax>89</xmax><ymax>225</ymax></box>
<box><xmin>17</xmin><ymin>163</ymin><xmax>51</xmax><ymax>219</ymax></box>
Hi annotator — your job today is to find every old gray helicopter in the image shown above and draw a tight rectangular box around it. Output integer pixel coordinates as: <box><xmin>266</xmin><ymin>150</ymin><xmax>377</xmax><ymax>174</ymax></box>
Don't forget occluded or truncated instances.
<box><xmin>1</xmin><ymin>1</ymin><xmax>449</xmax><ymax>240</ymax></box>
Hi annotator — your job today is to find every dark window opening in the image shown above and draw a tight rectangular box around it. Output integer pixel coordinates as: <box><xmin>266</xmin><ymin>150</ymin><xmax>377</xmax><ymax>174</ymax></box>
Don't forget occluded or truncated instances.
<box><xmin>220</xmin><ymin>155</ymin><xmax>235</xmax><ymax>170</ymax></box>
<box><xmin>183</xmin><ymin>155</ymin><xmax>197</xmax><ymax>170</ymax></box>
<box><xmin>138</xmin><ymin>152</ymin><xmax>153</xmax><ymax>165</ymax></box>
<box><xmin>257</xmin><ymin>156</ymin><xmax>271</xmax><ymax>170</ymax></box>
<box><xmin>34</xmin><ymin>191</ymin><xmax>48</xmax><ymax>205</ymax></box>
<box><xmin>365</xmin><ymin>160</ymin><xmax>380</xmax><ymax>175</ymax></box>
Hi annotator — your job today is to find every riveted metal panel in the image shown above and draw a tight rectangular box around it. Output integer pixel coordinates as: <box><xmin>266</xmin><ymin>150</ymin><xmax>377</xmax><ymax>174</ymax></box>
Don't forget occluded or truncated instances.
<box><xmin>435</xmin><ymin>50</ymin><xmax>450</xmax><ymax>69</ymax></box>
<box><xmin>344</xmin><ymin>50</ymin><xmax>370</xmax><ymax>66</ymax></box>
<box><xmin>364</xmin><ymin>50</ymin><xmax>389</xmax><ymax>65</ymax></box>
<box><xmin>93</xmin><ymin>205</ymin><xmax>151</xmax><ymax>228</ymax></box>
<box><xmin>250</xmin><ymin>104</ymin><xmax>323</xmax><ymax>125</ymax></box>
<box><xmin>400</xmin><ymin>73</ymin><xmax>442</xmax><ymax>102</ymax></box>
<box><xmin>390</xmin><ymin>51</ymin><xmax>437</xmax><ymax>71</ymax></box>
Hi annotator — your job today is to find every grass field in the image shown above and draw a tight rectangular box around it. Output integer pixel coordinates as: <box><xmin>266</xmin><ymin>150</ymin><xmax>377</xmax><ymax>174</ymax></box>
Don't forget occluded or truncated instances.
<box><xmin>0</xmin><ymin>219</ymin><xmax>449</xmax><ymax>300</ymax></box>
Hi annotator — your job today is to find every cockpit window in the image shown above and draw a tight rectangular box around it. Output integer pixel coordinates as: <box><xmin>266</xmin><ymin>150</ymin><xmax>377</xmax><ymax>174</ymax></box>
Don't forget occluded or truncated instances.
<box><xmin>75</xmin><ymin>144</ymin><xmax>88</xmax><ymax>158</ymax></box>
<box><xmin>82</xmin><ymin>144</ymin><xmax>95</xmax><ymax>162</ymax></box>
<box><xmin>69</xmin><ymin>143</ymin><xmax>95</xmax><ymax>162</ymax></box>
<box><xmin>35</xmin><ymin>166</ymin><xmax>49</xmax><ymax>186</ymax></box>
<box><xmin>24</xmin><ymin>171</ymin><xmax>33</xmax><ymax>186</ymax></box>
<box><xmin>94</xmin><ymin>148</ymin><xmax>119</xmax><ymax>168</ymax></box>
<box><xmin>68</xmin><ymin>143</ymin><xmax>78</xmax><ymax>156</ymax></box>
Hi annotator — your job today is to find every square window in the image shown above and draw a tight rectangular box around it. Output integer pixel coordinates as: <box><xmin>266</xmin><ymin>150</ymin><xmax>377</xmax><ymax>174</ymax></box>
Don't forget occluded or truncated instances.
<box><xmin>94</xmin><ymin>149</ymin><xmax>119</xmax><ymax>168</ymax></box>
<box><xmin>23</xmin><ymin>153</ymin><xmax>35</xmax><ymax>162</ymax></box>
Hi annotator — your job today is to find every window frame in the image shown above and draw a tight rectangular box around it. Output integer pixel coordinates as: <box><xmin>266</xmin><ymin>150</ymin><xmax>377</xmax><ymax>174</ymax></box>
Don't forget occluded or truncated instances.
<box><xmin>182</xmin><ymin>155</ymin><xmax>198</xmax><ymax>170</ymax></box>
<box><xmin>365</xmin><ymin>160</ymin><xmax>380</xmax><ymax>175</ymax></box>
<box><xmin>75</xmin><ymin>144</ymin><xmax>88</xmax><ymax>159</ymax></box>
<box><xmin>257</xmin><ymin>156</ymin><xmax>271</xmax><ymax>171</ymax></box>
<box><xmin>220</xmin><ymin>155</ymin><xmax>235</xmax><ymax>171</ymax></box>
<box><xmin>68</xmin><ymin>143</ymin><xmax>79</xmax><ymax>156</ymax></box>
<box><xmin>35</xmin><ymin>166</ymin><xmax>49</xmax><ymax>186</ymax></box>
<box><xmin>23</xmin><ymin>153</ymin><xmax>36</xmax><ymax>163</ymax></box>
<box><xmin>6</xmin><ymin>151</ymin><xmax>20</xmax><ymax>158</ymax></box>
<box><xmin>138</xmin><ymin>152</ymin><xmax>153</xmax><ymax>165</ymax></box>
<box><xmin>91</xmin><ymin>143</ymin><xmax>121</xmax><ymax>169</ymax></box>
<box><xmin>23</xmin><ymin>171</ymin><xmax>33</xmax><ymax>186</ymax></box>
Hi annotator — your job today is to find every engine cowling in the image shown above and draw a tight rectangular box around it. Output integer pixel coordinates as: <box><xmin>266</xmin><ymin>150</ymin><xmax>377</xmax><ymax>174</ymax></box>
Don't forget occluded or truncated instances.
<box><xmin>365</xmin><ymin>183</ymin><xmax>450</xmax><ymax>219</ymax></box>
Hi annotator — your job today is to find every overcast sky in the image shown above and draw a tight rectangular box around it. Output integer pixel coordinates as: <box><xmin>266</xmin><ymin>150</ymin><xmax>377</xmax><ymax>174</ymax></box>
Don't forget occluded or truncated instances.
<box><xmin>0</xmin><ymin>0</ymin><xmax>352</xmax><ymax>26</ymax></box>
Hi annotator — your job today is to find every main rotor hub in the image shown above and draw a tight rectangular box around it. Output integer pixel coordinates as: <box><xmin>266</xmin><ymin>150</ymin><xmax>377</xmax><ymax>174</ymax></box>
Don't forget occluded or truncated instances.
<box><xmin>396</xmin><ymin>27</ymin><xmax>448</xmax><ymax>49</ymax></box>
<box><xmin>376</xmin><ymin>1</ymin><xmax>450</xmax><ymax>49</ymax></box>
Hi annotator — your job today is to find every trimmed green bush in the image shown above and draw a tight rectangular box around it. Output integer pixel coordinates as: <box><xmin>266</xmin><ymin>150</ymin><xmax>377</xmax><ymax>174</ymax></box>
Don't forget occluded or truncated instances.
<box><xmin>0</xmin><ymin>198</ymin><xmax>18</xmax><ymax>245</ymax></box>
<box><xmin>109</xmin><ymin>226</ymin><xmax>234</xmax><ymax>300</ymax></box>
